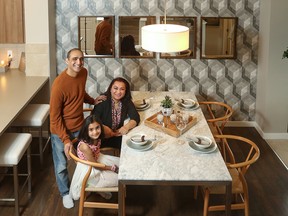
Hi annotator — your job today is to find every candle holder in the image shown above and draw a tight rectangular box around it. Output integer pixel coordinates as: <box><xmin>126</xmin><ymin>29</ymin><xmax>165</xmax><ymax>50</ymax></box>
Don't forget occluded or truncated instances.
<box><xmin>0</xmin><ymin>61</ymin><xmax>8</xmax><ymax>73</ymax></box>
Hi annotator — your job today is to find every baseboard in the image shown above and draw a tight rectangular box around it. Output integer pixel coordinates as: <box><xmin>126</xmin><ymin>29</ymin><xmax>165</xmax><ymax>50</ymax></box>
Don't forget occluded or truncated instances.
<box><xmin>225</xmin><ymin>121</ymin><xmax>288</xmax><ymax>140</ymax></box>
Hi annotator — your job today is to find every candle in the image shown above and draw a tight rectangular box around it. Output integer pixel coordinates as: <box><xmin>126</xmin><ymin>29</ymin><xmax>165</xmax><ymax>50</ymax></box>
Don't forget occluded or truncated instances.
<box><xmin>0</xmin><ymin>60</ymin><xmax>4</xmax><ymax>66</ymax></box>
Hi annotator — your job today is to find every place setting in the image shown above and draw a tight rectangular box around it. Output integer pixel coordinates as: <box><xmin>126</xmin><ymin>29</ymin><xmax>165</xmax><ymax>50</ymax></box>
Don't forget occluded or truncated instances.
<box><xmin>134</xmin><ymin>99</ymin><xmax>151</xmax><ymax>111</ymax></box>
<box><xmin>175</xmin><ymin>98</ymin><xmax>199</xmax><ymax>111</ymax></box>
<box><xmin>185</xmin><ymin>135</ymin><xmax>217</xmax><ymax>153</ymax></box>
<box><xmin>126</xmin><ymin>133</ymin><xmax>157</xmax><ymax>151</ymax></box>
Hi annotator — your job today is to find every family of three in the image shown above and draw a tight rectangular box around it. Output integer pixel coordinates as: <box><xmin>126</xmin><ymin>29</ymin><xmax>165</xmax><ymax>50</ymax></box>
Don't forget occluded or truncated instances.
<box><xmin>49</xmin><ymin>48</ymin><xmax>140</xmax><ymax>208</ymax></box>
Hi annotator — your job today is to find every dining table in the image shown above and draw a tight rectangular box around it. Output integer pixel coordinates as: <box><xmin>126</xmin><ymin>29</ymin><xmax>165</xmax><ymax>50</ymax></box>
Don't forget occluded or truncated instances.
<box><xmin>118</xmin><ymin>91</ymin><xmax>232</xmax><ymax>215</ymax></box>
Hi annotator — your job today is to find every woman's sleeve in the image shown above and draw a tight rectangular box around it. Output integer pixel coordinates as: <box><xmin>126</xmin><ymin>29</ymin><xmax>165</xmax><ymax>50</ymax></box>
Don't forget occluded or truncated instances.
<box><xmin>127</xmin><ymin>100</ymin><xmax>140</xmax><ymax>125</ymax></box>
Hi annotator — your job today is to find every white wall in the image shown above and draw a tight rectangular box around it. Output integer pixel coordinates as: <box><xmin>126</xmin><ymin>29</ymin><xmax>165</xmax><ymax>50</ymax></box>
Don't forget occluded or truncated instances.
<box><xmin>24</xmin><ymin>0</ymin><xmax>50</xmax><ymax>76</ymax></box>
<box><xmin>257</xmin><ymin>0</ymin><xmax>288</xmax><ymax>138</ymax></box>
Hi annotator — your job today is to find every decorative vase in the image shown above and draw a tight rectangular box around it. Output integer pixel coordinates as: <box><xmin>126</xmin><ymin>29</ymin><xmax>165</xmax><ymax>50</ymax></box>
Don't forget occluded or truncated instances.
<box><xmin>162</xmin><ymin>107</ymin><xmax>173</xmax><ymax>116</ymax></box>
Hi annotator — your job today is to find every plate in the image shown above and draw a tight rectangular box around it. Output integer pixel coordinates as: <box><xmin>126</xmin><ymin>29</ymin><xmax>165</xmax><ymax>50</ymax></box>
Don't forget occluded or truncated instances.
<box><xmin>177</xmin><ymin>102</ymin><xmax>199</xmax><ymax>111</ymax></box>
<box><xmin>188</xmin><ymin>140</ymin><xmax>217</xmax><ymax>153</ymax></box>
<box><xmin>127</xmin><ymin>139</ymin><xmax>153</xmax><ymax>151</ymax></box>
<box><xmin>188</xmin><ymin>136</ymin><xmax>212</xmax><ymax>149</ymax></box>
<box><xmin>134</xmin><ymin>100</ymin><xmax>148</xmax><ymax>109</ymax></box>
<box><xmin>180</xmin><ymin>99</ymin><xmax>196</xmax><ymax>108</ymax></box>
<box><xmin>130</xmin><ymin>133</ymin><xmax>148</xmax><ymax>145</ymax></box>
<box><xmin>136</xmin><ymin>103</ymin><xmax>151</xmax><ymax>111</ymax></box>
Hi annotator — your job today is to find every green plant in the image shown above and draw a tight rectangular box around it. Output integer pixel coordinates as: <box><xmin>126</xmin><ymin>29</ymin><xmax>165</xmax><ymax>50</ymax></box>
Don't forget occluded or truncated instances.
<box><xmin>161</xmin><ymin>95</ymin><xmax>173</xmax><ymax>108</ymax></box>
<box><xmin>282</xmin><ymin>47</ymin><xmax>288</xmax><ymax>59</ymax></box>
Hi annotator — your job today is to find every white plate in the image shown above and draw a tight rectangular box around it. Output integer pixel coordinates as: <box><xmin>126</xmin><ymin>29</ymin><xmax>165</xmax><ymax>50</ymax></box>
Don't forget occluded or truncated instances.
<box><xmin>130</xmin><ymin>133</ymin><xmax>148</xmax><ymax>145</ymax></box>
<box><xmin>188</xmin><ymin>140</ymin><xmax>217</xmax><ymax>153</ymax></box>
<box><xmin>180</xmin><ymin>99</ymin><xmax>196</xmax><ymax>108</ymax></box>
<box><xmin>177</xmin><ymin>102</ymin><xmax>199</xmax><ymax>111</ymax></box>
<box><xmin>127</xmin><ymin>139</ymin><xmax>153</xmax><ymax>151</ymax></box>
<box><xmin>136</xmin><ymin>103</ymin><xmax>151</xmax><ymax>111</ymax></box>
<box><xmin>187</xmin><ymin>136</ymin><xmax>212</xmax><ymax>149</ymax></box>
<box><xmin>134</xmin><ymin>100</ymin><xmax>148</xmax><ymax>109</ymax></box>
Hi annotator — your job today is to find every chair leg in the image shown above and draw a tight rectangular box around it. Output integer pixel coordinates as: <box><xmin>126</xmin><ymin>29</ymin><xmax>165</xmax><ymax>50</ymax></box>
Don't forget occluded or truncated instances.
<box><xmin>27</xmin><ymin>145</ymin><xmax>32</xmax><ymax>193</ymax></box>
<box><xmin>203</xmin><ymin>189</ymin><xmax>210</xmax><ymax>216</ymax></box>
<box><xmin>78</xmin><ymin>191</ymin><xmax>85</xmax><ymax>216</ymax></box>
<box><xmin>39</xmin><ymin>127</ymin><xmax>44</xmax><ymax>168</ymax></box>
<box><xmin>13</xmin><ymin>165</ymin><xmax>19</xmax><ymax>216</ymax></box>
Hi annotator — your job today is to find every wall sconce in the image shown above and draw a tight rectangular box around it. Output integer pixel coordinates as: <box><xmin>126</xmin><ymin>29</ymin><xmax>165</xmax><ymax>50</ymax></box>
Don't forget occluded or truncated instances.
<box><xmin>141</xmin><ymin>0</ymin><xmax>189</xmax><ymax>53</ymax></box>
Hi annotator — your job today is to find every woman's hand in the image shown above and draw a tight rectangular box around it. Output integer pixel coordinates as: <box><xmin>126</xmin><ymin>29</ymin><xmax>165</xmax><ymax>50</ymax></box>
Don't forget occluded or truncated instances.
<box><xmin>118</xmin><ymin>126</ymin><xmax>129</xmax><ymax>135</ymax></box>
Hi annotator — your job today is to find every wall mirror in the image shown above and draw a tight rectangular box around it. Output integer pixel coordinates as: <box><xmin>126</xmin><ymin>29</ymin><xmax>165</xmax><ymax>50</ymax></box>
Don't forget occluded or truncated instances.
<box><xmin>78</xmin><ymin>16</ymin><xmax>115</xmax><ymax>58</ymax></box>
<box><xmin>159</xmin><ymin>16</ymin><xmax>197</xmax><ymax>59</ymax></box>
<box><xmin>200</xmin><ymin>17</ymin><xmax>237</xmax><ymax>59</ymax></box>
<box><xmin>119</xmin><ymin>16</ymin><xmax>156</xmax><ymax>58</ymax></box>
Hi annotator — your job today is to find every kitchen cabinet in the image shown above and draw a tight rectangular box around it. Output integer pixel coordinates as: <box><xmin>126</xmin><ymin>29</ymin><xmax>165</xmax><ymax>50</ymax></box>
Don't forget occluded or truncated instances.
<box><xmin>0</xmin><ymin>0</ymin><xmax>25</xmax><ymax>43</ymax></box>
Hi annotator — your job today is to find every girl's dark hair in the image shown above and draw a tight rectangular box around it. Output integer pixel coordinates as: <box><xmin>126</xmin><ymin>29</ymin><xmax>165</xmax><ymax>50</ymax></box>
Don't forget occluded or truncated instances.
<box><xmin>78</xmin><ymin>115</ymin><xmax>105</xmax><ymax>144</ymax></box>
<box><xmin>104</xmin><ymin>77</ymin><xmax>132</xmax><ymax>102</ymax></box>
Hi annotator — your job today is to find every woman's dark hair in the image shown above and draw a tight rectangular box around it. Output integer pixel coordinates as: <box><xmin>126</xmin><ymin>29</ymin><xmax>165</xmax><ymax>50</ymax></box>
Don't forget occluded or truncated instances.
<box><xmin>78</xmin><ymin>115</ymin><xmax>105</xmax><ymax>144</ymax></box>
<box><xmin>104</xmin><ymin>77</ymin><xmax>132</xmax><ymax>102</ymax></box>
<box><xmin>121</xmin><ymin>35</ymin><xmax>140</xmax><ymax>56</ymax></box>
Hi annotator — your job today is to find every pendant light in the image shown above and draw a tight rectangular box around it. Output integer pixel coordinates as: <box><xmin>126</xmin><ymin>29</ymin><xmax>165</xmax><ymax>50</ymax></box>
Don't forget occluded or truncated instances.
<box><xmin>141</xmin><ymin>0</ymin><xmax>189</xmax><ymax>53</ymax></box>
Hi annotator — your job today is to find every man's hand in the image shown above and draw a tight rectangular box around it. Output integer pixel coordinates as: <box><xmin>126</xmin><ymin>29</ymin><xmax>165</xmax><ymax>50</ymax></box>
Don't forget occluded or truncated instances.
<box><xmin>94</xmin><ymin>95</ymin><xmax>107</xmax><ymax>105</ymax></box>
<box><xmin>64</xmin><ymin>142</ymin><xmax>73</xmax><ymax>160</ymax></box>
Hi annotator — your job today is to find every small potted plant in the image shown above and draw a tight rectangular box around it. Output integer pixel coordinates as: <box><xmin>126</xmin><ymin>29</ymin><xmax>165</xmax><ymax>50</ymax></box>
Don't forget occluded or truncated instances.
<box><xmin>161</xmin><ymin>95</ymin><xmax>173</xmax><ymax>116</ymax></box>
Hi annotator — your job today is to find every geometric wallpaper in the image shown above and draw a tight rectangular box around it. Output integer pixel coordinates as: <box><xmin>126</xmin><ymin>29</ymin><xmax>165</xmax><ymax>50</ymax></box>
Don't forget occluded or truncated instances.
<box><xmin>55</xmin><ymin>0</ymin><xmax>259</xmax><ymax>121</ymax></box>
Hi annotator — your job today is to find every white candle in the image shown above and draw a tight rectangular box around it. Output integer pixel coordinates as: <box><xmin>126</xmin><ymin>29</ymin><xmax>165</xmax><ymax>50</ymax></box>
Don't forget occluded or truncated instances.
<box><xmin>0</xmin><ymin>60</ymin><xmax>4</xmax><ymax>66</ymax></box>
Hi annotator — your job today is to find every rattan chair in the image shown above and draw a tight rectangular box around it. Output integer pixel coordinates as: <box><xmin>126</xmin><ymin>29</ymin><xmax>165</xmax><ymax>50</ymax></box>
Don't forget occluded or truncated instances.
<box><xmin>69</xmin><ymin>148</ymin><xmax>118</xmax><ymax>216</ymax></box>
<box><xmin>199</xmin><ymin>101</ymin><xmax>233</xmax><ymax>136</ymax></box>
<box><xmin>200</xmin><ymin>134</ymin><xmax>260</xmax><ymax>216</ymax></box>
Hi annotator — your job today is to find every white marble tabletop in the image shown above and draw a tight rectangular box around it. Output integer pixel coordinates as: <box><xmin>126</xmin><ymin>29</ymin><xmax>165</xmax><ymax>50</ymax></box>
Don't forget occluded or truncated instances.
<box><xmin>118</xmin><ymin>91</ymin><xmax>231</xmax><ymax>183</ymax></box>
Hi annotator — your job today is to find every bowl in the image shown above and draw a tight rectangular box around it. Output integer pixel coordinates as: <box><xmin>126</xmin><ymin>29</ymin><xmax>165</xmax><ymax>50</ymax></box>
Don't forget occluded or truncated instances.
<box><xmin>130</xmin><ymin>134</ymin><xmax>148</xmax><ymax>145</ymax></box>
<box><xmin>181</xmin><ymin>99</ymin><xmax>196</xmax><ymax>108</ymax></box>
<box><xmin>134</xmin><ymin>99</ymin><xmax>148</xmax><ymax>109</ymax></box>
<box><xmin>192</xmin><ymin>136</ymin><xmax>212</xmax><ymax>149</ymax></box>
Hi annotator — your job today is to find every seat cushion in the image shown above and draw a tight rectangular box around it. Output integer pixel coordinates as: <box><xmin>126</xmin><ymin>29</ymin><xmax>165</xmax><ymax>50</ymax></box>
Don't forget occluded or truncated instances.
<box><xmin>12</xmin><ymin>104</ymin><xmax>50</xmax><ymax>126</ymax></box>
<box><xmin>0</xmin><ymin>133</ymin><xmax>32</xmax><ymax>165</ymax></box>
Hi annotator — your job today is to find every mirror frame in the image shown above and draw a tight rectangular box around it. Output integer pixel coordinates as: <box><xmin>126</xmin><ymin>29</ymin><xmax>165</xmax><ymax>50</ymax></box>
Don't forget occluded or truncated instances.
<box><xmin>119</xmin><ymin>16</ymin><xmax>156</xmax><ymax>58</ymax></box>
<box><xmin>159</xmin><ymin>16</ymin><xmax>197</xmax><ymax>59</ymax></box>
<box><xmin>200</xmin><ymin>17</ymin><xmax>238</xmax><ymax>59</ymax></box>
<box><xmin>78</xmin><ymin>16</ymin><xmax>115</xmax><ymax>58</ymax></box>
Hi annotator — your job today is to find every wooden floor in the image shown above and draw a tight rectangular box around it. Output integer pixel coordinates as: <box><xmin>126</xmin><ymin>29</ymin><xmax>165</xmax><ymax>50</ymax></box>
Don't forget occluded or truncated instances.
<box><xmin>0</xmin><ymin>127</ymin><xmax>288</xmax><ymax>216</ymax></box>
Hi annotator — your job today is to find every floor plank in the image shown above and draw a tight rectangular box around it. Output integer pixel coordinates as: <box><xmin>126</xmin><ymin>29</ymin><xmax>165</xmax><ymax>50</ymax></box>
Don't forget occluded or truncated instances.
<box><xmin>0</xmin><ymin>127</ymin><xmax>287</xmax><ymax>216</ymax></box>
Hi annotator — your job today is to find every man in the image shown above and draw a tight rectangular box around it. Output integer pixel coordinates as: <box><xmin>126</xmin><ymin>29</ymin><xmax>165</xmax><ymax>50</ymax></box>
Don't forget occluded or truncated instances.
<box><xmin>94</xmin><ymin>17</ymin><xmax>113</xmax><ymax>55</ymax></box>
<box><xmin>50</xmin><ymin>48</ymin><xmax>106</xmax><ymax>208</ymax></box>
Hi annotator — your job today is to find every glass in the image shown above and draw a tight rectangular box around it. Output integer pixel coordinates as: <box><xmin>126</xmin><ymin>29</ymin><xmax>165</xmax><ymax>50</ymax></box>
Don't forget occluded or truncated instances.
<box><xmin>175</xmin><ymin>113</ymin><xmax>186</xmax><ymax>136</ymax></box>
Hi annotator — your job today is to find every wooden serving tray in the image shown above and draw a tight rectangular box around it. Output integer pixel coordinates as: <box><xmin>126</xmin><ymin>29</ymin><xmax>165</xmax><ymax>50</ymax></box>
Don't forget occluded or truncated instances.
<box><xmin>144</xmin><ymin>112</ymin><xmax>197</xmax><ymax>137</ymax></box>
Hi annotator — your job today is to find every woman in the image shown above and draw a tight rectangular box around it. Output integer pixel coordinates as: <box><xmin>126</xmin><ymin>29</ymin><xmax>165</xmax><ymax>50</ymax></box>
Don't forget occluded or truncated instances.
<box><xmin>92</xmin><ymin>77</ymin><xmax>140</xmax><ymax>149</ymax></box>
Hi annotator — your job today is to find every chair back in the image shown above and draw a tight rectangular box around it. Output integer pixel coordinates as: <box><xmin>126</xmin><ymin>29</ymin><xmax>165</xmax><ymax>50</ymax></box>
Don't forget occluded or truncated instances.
<box><xmin>214</xmin><ymin>134</ymin><xmax>260</xmax><ymax>176</ymax></box>
<box><xmin>199</xmin><ymin>101</ymin><xmax>233</xmax><ymax>134</ymax></box>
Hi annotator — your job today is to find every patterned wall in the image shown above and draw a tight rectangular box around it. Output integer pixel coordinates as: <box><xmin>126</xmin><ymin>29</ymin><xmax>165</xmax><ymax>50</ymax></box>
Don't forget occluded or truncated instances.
<box><xmin>55</xmin><ymin>0</ymin><xmax>259</xmax><ymax>121</ymax></box>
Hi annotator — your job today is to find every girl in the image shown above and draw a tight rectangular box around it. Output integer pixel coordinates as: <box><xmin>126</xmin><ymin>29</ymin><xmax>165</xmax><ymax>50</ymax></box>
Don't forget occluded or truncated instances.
<box><xmin>69</xmin><ymin>115</ymin><xmax>119</xmax><ymax>200</ymax></box>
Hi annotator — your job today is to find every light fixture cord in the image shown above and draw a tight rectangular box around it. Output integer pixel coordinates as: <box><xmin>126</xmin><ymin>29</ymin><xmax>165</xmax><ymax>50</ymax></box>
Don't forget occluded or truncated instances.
<box><xmin>164</xmin><ymin>0</ymin><xmax>167</xmax><ymax>24</ymax></box>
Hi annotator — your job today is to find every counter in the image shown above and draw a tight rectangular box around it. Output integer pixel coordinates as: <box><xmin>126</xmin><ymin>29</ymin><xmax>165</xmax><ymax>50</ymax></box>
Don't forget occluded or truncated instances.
<box><xmin>0</xmin><ymin>69</ymin><xmax>49</xmax><ymax>135</ymax></box>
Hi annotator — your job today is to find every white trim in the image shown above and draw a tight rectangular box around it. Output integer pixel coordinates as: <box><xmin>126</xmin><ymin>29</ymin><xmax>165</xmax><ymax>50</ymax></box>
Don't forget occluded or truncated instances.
<box><xmin>225</xmin><ymin>121</ymin><xmax>288</xmax><ymax>140</ymax></box>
